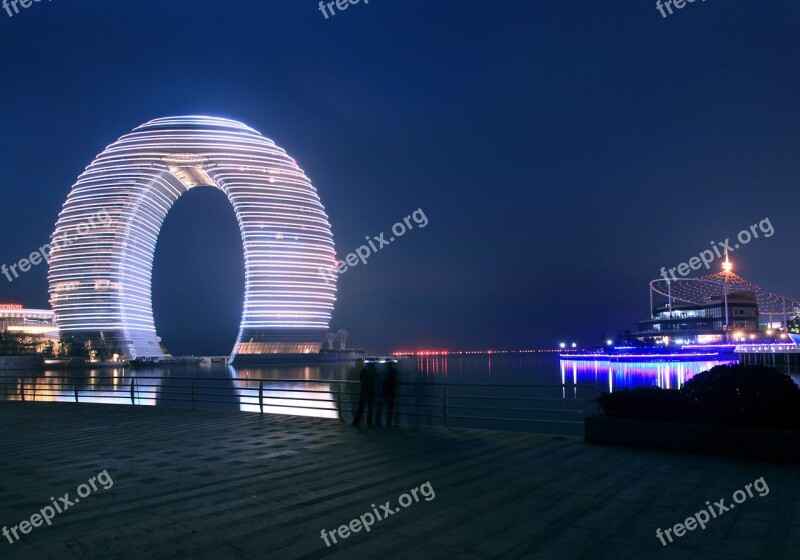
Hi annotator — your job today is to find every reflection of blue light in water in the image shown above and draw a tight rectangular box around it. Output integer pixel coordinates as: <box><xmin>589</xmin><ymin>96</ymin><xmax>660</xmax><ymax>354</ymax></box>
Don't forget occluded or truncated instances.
<box><xmin>558</xmin><ymin>360</ymin><xmax>581</xmax><ymax>400</ymax></box>
<box><xmin>559</xmin><ymin>359</ymin><xmax>737</xmax><ymax>392</ymax></box>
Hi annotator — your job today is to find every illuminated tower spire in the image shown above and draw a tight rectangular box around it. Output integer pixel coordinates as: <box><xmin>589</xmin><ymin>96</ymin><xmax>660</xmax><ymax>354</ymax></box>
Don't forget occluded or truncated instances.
<box><xmin>722</xmin><ymin>249</ymin><xmax>733</xmax><ymax>274</ymax></box>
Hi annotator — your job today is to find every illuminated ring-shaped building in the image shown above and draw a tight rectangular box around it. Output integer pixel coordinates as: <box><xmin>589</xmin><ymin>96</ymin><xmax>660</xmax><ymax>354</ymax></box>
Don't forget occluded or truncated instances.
<box><xmin>48</xmin><ymin>116</ymin><xmax>337</xmax><ymax>362</ymax></box>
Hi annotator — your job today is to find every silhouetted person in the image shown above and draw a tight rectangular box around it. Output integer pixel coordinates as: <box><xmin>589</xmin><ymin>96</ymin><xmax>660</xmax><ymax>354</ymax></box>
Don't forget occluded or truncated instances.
<box><xmin>351</xmin><ymin>362</ymin><xmax>377</xmax><ymax>427</ymax></box>
<box><xmin>382</xmin><ymin>362</ymin><xmax>399</xmax><ymax>426</ymax></box>
<box><xmin>343</xmin><ymin>359</ymin><xmax>364</xmax><ymax>422</ymax></box>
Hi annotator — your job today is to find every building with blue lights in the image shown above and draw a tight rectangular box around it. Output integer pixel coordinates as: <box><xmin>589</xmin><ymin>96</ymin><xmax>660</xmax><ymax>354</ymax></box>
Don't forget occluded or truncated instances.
<box><xmin>637</xmin><ymin>291</ymin><xmax>760</xmax><ymax>344</ymax></box>
<box><xmin>637</xmin><ymin>260</ymin><xmax>799</xmax><ymax>345</ymax></box>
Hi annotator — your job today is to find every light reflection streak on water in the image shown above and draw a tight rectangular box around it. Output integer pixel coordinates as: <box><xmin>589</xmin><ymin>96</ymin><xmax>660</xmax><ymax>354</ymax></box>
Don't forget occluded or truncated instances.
<box><xmin>6</xmin><ymin>369</ymin><xmax>135</xmax><ymax>404</ymax></box>
<box><xmin>234</xmin><ymin>382</ymin><xmax>339</xmax><ymax>419</ymax></box>
<box><xmin>2</xmin><ymin>368</ymin><xmax>341</xmax><ymax>418</ymax></box>
<box><xmin>2</xmin><ymin>356</ymin><xmax>761</xmax><ymax>418</ymax></box>
<box><xmin>232</xmin><ymin>366</ymin><xmax>340</xmax><ymax>419</ymax></box>
<box><xmin>559</xmin><ymin>359</ymin><xmax>737</xmax><ymax>391</ymax></box>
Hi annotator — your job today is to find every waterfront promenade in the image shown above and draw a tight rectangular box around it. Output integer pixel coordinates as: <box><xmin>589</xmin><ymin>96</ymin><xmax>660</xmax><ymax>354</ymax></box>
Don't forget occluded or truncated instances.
<box><xmin>0</xmin><ymin>403</ymin><xmax>797</xmax><ymax>560</ymax></box>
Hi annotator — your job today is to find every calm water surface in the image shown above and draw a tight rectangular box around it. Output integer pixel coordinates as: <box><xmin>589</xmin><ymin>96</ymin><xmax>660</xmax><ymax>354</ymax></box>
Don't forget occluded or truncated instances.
<box><xmin>0</xmin><ymin>354</ymin><xmax>747</xmax><ymax>418</ymax></box>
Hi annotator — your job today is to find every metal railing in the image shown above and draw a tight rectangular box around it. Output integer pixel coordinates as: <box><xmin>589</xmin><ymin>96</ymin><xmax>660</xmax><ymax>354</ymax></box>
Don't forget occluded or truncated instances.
<box><xmin>0</xmin><ymin>374</ymin><xmax>599</xmax><ymax>435</ymax></box>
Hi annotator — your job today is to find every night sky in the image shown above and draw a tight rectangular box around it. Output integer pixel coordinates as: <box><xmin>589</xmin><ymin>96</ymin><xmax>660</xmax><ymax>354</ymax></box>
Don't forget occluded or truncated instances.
<box><xmin>2</xmin><ymin>1</ymin><xmax>800</xmax><ymax>355</ymax></box>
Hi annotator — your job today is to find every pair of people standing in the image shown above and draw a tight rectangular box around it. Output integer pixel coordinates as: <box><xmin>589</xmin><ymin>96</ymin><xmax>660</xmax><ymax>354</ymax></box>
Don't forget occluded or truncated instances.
<box><xmin>351</xmin><ymin>360</ymin><xmax>398</xmax><ymax>427</ymax></box>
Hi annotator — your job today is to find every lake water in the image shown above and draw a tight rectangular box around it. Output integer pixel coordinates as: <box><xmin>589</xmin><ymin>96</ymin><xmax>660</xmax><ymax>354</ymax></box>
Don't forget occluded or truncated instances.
<box><xmin>0</xmin><ymin>353</ymin><xmax>745</xmax><ymax>435</ymax></box>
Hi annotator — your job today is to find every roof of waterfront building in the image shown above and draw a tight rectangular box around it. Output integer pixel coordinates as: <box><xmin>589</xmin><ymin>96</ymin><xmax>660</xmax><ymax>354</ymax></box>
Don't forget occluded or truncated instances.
<box><xmin>651</xmin><ymin>267</ymin><xmax>800</xmax><ymax>315</ymax></box>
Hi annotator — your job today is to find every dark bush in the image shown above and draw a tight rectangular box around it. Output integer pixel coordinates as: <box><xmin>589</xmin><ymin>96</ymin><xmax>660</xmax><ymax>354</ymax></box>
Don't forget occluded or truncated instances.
<box><xmin>596</xmin><ymin>364</ymin><xmax>800</xmax><ymax>429</ymax></box>
<box><xmin>596</xmin><ymin>388</ymin><xmax>689</xmax><ymax>423</ymax></box>
<box><xmin>682</xmin><ymin>364</ymin><xmax>800</xmax><ymax>428</ymax></box>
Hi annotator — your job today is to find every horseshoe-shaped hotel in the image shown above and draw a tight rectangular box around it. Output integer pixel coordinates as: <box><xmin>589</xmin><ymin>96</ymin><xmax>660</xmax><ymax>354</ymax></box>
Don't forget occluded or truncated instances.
<box><xmin>47</xmin><ymin>116</ymin><xmax>337</xmax><ymax>364</ymax></box>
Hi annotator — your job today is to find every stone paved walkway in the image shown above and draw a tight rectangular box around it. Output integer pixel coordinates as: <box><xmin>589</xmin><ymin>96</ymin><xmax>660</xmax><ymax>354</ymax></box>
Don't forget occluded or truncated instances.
<box><xmin>0</xmin><ymin>402</ymin><xmax>797</xmax><ymax>559</ymax></box>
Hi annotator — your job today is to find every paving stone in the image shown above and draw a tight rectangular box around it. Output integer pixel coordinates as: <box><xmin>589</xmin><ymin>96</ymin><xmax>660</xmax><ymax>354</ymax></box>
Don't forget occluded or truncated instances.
<box><xmin>0</xmin><ymin>402</ymin><xmax>797</xmax><ymax>560</ymax></box>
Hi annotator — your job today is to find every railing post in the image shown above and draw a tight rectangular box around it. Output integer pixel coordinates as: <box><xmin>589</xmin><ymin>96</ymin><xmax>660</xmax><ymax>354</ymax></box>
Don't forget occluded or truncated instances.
<box><xmin>191</xmin><ymin>379</ymin><xmax>196</xmax><ymax>409</ymax></box>
<box><xmin>337</xmin><ymin>382</ymin><xmax>343</xmax><ymax>422</ymax></box>
<box><xmin>443</xmin><ymin>384</ymin><xmax>449</xmax><ymax>428</ymax></box>
<box><xmin>74</xmin><ymin>381</ymin><xmax>79</xmax><ymax>403</ymax></box>
<box><xmin>20</xmin><ymin>379</ymin><xmax>25</xmax><ymax>402</ymax></box>
<box><xmin>259</xmin><ymin>380</ymin><xmax>264</xmax><ymax>415</ymax></box>
<box><xmin>130</xmin><ymin>377</ymin><xmax>135</xmax><ymax>405</ymax></box>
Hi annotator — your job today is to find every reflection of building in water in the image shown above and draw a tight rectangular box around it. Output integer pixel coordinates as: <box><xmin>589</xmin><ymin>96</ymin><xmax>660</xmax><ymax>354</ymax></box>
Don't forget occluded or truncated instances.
<box><xmin>232</xmin><ymin>366</ymin><xmax>340</xmax><ymax>419</ymax></box>
<box><xmin>5</xmin><ymin>368</ymin><xmax>130</xmax><ymax>403</ymax></box>
<box><xmin>560</xmin><ymin>358</ymin><xmax>735</xmax><ymax>393</ymax></box>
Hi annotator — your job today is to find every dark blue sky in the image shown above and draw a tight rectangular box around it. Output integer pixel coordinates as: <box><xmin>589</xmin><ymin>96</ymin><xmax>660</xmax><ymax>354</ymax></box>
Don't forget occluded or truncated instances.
<box><xmin>2</xmin><ymin>1</ymin><xmax>800</xmax><ymax>355</ymax></box>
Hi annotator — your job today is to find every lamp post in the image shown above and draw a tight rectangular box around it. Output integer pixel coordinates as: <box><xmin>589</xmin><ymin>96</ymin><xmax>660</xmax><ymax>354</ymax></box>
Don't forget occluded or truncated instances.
<box><xmin>722</xmin><ymin>253</ymin><xmax>732</xmax><ymax>343</ymax></box>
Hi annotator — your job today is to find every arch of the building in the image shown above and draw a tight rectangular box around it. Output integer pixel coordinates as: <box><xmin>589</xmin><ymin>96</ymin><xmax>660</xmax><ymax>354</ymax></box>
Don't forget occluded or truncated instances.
<box><xmin>47</xmin><ymin>116</ymin><xmax>337</xmax><ymax>362</ymax></box>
